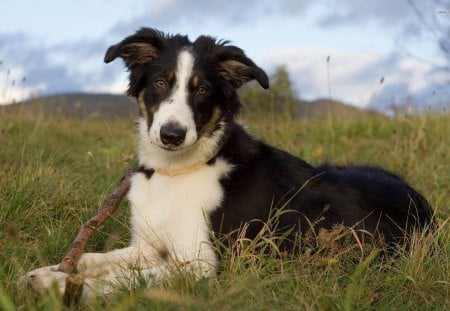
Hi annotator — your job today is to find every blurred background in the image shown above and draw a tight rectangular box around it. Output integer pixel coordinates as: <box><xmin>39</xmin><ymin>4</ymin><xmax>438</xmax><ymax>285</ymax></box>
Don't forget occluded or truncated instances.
<box><xmin>1</xmin><ymin>0</ymin><xmax>449</xmax><ymax>115</ymax></box>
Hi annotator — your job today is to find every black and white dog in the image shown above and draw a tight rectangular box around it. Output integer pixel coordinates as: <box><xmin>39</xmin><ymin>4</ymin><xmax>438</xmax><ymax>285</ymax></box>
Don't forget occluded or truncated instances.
<box><xmin>27</xmin><ymin>28</ymin><xmax>434</xmax><ymax>300</ymax></box>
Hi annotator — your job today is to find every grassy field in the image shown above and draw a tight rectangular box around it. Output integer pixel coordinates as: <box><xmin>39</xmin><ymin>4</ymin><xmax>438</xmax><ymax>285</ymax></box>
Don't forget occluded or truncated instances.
<box><xmin>0</xmin><ymin>109</ymin><xmax>449</xmax><ymax>310</ymax></box>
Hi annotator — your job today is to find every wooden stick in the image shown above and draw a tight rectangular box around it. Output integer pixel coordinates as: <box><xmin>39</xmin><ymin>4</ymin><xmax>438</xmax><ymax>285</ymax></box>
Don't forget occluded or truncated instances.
<box><xmin>62</xmin><ymin>274</ymin><xmax>84</xmax><ymax>306</ymax></box>
<box><xmin>57</xmin><ymin>168</ymin><xmax>137</xmax><ymax>305</ymax></box>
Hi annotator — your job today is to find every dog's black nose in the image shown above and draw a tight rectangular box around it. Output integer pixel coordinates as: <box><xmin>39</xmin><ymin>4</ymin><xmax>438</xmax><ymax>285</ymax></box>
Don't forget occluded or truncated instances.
<box><xmin>160</xmin><ymin>122</ymin><xmax>187</xmax><ymax>147</ymax></box>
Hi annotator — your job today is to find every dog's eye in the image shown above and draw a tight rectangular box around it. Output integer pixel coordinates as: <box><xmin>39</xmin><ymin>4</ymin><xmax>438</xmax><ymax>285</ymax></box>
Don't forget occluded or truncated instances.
<box><xmin>197</xmin><ymin>86</ymin><xmax>208</xmax><ymax>96</ymax></box>
<box><xmin>154</xmin><ymin>78</ymin><xmax>168</xmax><ymax>89</ymax></box>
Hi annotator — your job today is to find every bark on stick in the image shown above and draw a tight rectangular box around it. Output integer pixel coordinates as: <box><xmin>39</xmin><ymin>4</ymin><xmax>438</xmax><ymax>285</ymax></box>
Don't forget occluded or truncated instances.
<box><xmin>56</xmin><ymin>169</ymin><xmax>136</xmax><ymax>305</ymax></box>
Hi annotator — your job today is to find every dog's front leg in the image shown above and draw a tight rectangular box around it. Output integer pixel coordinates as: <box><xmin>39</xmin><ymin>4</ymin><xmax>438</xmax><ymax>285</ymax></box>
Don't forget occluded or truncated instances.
<box><xmin>25</xmin><ymin>264</ymin><xmax>68</xmax><ymax>295</ymax></box>
<box><xmin>25</xmin><ymin>263</ymin><xmax>168</xmax><ymax>303</ymax></box>
<box><xmin>25</xmin><ymin>246</ymin><xmax>159</xmax><ymax>296</ymax></box>
<box><xmin>77</xmin><ymin>246</ymin><xmax>148</xmax><ymax>277</ymax></box>
<box><xmin>66</xmin><ymin>264</ymin><xmax>169</xmax><ymax>303</ymax></box>
<box><xmin>76</xmin><ymin>252</ymin><xmax>217</xmax><ymax>301</ymax></box>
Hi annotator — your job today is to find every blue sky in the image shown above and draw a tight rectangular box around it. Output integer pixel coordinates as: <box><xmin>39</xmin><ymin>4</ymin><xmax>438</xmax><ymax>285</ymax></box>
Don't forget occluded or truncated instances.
<box><xmin>1</xmin><ymin>0</ymin><xmax>449</xmax><ymax>110</ymax></box>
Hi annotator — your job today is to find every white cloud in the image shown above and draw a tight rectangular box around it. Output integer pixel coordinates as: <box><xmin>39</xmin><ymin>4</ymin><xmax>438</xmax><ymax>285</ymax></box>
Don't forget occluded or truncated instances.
<box><xmin>84</xmin><ymin>72</ymin><xmax>128</xmax><ymax>94</ymax></box>
<box><xmin>317</xmin><ymin>0</ymin><xmax>415</xmax><ymax>26</ymax></box>
<box><xmin>261</xmin><ymin>47</ymin><xmax>450</xmax><ymax>108</ymax></box>
<box><xmin>0</xmin><ymin>67</ymin><xmax>46</xmax><ymax>105</ymax></box>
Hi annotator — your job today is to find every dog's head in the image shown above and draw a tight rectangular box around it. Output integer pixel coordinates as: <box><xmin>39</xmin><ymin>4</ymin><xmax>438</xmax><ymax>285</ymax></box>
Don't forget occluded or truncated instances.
<box><xmin>105</xmin><ymin>28</ymin><xmax>268</xmax><ymax>167</ymax></box>
<box><xmin>105</xmin><ymin>28</ymin><xmax>269</xmax><ymax>171</ymax></box>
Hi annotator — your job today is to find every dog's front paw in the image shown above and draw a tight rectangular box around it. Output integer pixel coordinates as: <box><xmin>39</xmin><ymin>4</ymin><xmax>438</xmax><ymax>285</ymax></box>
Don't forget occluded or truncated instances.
<box><xmin>25</xmin><ymin>265</ymin><xmax>67</xmax><ymax>294</ymax></box>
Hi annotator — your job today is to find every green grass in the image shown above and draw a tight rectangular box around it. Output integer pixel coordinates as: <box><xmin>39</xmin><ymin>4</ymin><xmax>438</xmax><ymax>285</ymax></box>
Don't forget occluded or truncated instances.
<box><xmin>0</xmin><ymin>109</ymin><xmax>449</xmax><ymax>310</ymax></box>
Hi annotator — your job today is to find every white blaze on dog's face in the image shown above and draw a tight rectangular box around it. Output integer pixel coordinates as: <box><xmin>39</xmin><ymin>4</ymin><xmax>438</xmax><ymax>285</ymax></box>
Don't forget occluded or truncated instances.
<box><xmin>148</xmin><ymin>50</ymin><xmax>197</xmax><ymax>150</ymax></box>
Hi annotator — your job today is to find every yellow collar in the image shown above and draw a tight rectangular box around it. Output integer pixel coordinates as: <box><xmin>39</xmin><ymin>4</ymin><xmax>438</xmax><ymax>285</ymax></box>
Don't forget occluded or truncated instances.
<box><xmin>154</xmin><ymin>161</ymin><xmax>206</xmax><ymax>176</ymax></box>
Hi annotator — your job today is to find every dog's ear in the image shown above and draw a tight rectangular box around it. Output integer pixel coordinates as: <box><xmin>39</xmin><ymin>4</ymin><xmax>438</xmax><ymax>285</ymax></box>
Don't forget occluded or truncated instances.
<box><xmin>214</xmin><ymin>45</ymin><xmax>269</xmax><ymax>89</ymax></box>
<box><xmin>104</xmin><ymin>28</ymin><xmax>166</xmax><ymax>68</ymax></box>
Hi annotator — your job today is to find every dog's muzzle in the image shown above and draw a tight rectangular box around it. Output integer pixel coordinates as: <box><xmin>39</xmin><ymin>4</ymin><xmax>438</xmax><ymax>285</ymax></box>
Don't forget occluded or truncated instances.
<box><xmin>160</xmin><ymin>121</ymin><xmax>187</xmax><ymax>147</ymax></box>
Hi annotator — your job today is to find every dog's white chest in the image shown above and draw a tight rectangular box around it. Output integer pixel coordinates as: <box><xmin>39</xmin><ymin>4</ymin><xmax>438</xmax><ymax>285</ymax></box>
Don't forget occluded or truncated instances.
<box><xmin>127</xmin><ymin>158</ymin><xmax>232</xmax><ymax>262</ymax></box>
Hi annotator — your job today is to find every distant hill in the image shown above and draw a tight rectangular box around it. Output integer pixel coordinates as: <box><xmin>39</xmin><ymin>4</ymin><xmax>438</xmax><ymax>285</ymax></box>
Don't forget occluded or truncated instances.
<box><xmin>2</xmin><ymin>93</ymin><xmax>138</xmax><ymax>119</ymax></box>
<box><xmin>1</xmin><ymin>93</ymin><xmax>381</xmax><ymax>119</ymax></box>
<box><xmin>297</xmin><ymin>98</ymin><xmax>381</xmax><ymax>119</ymax></box>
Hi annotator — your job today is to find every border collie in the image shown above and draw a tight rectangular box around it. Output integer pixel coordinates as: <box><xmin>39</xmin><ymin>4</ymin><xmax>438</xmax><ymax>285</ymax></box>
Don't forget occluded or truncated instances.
<box><xmin>26</xmin><ymin>28</ymin><xmax>434</xmax><ymax>301</ymax></box>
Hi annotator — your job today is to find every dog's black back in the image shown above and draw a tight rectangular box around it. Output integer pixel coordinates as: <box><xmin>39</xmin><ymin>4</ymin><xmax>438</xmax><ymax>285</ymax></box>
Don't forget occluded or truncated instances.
<box><xmin>211</xmin><ymin>122</ymin><xmax>434</xmax><ymax>248</ymax></box>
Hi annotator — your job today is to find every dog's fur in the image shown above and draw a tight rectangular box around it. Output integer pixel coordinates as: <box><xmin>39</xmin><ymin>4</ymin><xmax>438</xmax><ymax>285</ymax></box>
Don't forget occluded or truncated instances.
<box><xmin>26</xmin><ymin>28</ymin><xmax>434</xmax><ymax>301</ymax></box>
